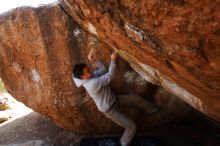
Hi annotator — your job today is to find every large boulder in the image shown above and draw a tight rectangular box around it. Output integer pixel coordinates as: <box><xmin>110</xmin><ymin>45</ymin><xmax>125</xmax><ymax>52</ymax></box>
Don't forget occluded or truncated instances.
<box><xmin>59</xmin><ymin>0</ymin><xmax>220</xmax><ymax>122</ymax></box>
<box><xmin>0</xmin><ymin>4</ymin><xmax>191</xmax><ymax>134</ymax></box>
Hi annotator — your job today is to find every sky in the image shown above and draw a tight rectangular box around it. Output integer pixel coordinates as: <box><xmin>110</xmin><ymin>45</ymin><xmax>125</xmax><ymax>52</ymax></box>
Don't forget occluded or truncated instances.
<box><xmin>0</xmin><ymin>0</ymin><xmax>56</xmax><ymax>14</ymax></box>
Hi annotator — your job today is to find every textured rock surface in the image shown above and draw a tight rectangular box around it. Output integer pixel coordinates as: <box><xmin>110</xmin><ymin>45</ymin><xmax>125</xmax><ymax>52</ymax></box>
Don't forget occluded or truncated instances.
<box><xmin>0</xmin><ymin>4</ymin><xmax>191</xmax><ymax>134</ymax></box>
<box><xmin>59</xmin><ymin>0</ymin><xmax>220</xmax><ymax>122</ymax></box>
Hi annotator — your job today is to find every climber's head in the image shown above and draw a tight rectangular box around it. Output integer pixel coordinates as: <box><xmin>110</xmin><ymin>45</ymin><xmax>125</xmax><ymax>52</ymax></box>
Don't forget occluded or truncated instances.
<box><xmin>73</xmin><ymin>63</ymin><xmax>92</xmax><ymax>80</ymax></box>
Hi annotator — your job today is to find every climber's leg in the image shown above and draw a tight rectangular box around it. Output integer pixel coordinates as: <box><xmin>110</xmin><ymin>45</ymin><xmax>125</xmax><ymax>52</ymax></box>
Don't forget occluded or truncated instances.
<box><xmin>117</xmin><ymin>94</ymin><xmax>158</xmax><ymax>114</ymax></box>
<box><xmin>104</xmin><ymin>103</ymin><xmax>136</xmax><ymax>146</ymax></box>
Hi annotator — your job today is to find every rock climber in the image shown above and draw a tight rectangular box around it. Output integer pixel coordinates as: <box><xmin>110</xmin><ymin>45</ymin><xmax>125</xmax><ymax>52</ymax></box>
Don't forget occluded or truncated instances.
<box><xmin>72</xmin><ymin>49</ymin><xmax>159</xmax><ymax>146</ymax></box>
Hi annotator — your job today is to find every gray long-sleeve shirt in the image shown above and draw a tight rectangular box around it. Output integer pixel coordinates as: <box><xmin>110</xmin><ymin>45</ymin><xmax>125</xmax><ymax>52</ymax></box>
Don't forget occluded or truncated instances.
<box><xmin>73</xmin><ymin>60</ymin><xmax>117</xmax><ymax>112</ymax></box>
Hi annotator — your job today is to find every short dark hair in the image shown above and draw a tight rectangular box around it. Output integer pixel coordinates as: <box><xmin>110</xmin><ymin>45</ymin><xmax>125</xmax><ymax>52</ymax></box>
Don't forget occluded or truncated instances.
<box><xmin>73</xmin><ymin>63</ymin><xmax>87</xmax><ymax>79</ymax></box>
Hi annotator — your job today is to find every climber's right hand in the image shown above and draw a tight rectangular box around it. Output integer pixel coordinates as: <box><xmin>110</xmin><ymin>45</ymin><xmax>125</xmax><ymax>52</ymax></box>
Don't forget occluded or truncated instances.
<box><xmin>111</xmin><ymin>52</ymin><xmax>117</xmax><ymax>61</ymax></box>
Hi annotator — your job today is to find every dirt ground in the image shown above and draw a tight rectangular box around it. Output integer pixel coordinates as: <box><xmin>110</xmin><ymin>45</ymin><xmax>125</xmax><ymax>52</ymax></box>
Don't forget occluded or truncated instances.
<box><xmin>0</xmin><ymin>111</ymin><xmax>82</xmax><ymax>146</ymax></box>
<box><xmin>0</xmin><ymin>93</ymin><xmax>220</xmax><ymax>146</ymax></box>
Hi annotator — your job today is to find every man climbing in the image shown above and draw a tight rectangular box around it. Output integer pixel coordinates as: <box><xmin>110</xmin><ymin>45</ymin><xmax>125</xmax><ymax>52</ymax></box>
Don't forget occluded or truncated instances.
<box><xmin>72</xmin><ymin>50</ymin><xmax>159</xmax><ymax>146</ymax></box>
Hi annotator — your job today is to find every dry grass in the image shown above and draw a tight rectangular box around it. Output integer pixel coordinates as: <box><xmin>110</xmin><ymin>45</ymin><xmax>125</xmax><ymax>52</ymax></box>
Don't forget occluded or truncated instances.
<box><xmin>0</xmin><ymin>79</ymin><xmax>6</xmax><ymax>93</ymax></box>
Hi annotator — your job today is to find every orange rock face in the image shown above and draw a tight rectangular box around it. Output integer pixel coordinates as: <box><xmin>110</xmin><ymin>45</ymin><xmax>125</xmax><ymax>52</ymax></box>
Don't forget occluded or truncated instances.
<box><xmin>0</xmin><ymin>0</ymin><xmax>219</xmax><ymax>134</ymax></box>
<box><xmin>59</xmin><ymin>0</ymin><xmax>220</xmax><ymax>122</ymax></box>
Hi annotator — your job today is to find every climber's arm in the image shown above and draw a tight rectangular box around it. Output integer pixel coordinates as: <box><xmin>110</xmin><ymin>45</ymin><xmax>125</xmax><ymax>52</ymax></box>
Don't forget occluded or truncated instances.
<box><xmin>94</xmin><ymin>52</ymin><xmax>117</xmax><ymax>88</ymax></box>
<box><xmin>92</xmin><ymin>61</ymin><xmax>108</xmax><ymax>78</ymax></box>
